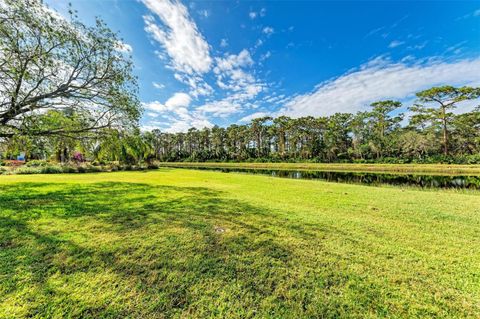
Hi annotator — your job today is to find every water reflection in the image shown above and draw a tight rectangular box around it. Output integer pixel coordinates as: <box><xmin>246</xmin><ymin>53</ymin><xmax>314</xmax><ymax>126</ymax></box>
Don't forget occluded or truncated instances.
<box><xmin>181</xmin><ymin>167</ymin><xmax>480</xmax><ymax>189</ymax></box>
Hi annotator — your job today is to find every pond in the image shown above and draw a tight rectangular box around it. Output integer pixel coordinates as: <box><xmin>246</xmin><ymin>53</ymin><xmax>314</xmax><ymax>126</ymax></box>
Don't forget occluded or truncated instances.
<box><xmin>172</xmin><ymin>166</ymin><xmax>480</xmax><ymax>189</ymax></box>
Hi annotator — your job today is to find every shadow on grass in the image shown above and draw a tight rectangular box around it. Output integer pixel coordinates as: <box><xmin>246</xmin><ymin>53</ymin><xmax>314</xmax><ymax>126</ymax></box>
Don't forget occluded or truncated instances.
<box><xmin>0</xmin><ymin>182</ymin><xmax>398</xmax><ymax>317</ymax></box>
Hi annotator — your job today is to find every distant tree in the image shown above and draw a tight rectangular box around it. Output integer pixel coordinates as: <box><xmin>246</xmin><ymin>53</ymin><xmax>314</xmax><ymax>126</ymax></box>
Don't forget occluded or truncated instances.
<box><xmin>368</xmin><ymin>100</ymin><xmax>403</xmax><ymax>158</ymax></box>
<box><xmin>349</xmin><ymin>111</ymin><xmax>370</xmax><ymax>160</ymax></box>
<box><xmin>0</xmin><ymin>0</ymin><xmax>141</xmax><ymax>138</ymax></box>
<box><xmin>412</xmin><ymin>86</ymin><xmax>480</xmax><ymax>156</ymax></box>
<box><xmin>272</xmin><ymin>116</ymin><xmax>290</xmax><ymax>158</ymax></box>
<box><xmin>250</xmin><ymin>116</ymin><xmax>272</xmax><ymax>157</ymax></box>
<box><xmin>324</xmin><ymin>113</ymin><xmax>352</xmax><ymax>161</ymax></box>
<box><xmin>210</xmin><ymin>125</ymin><xmax>226</xmax><ymax>160</ymax></box>
<box><xmin>451</xmin><ymin>106</ymin><xmax>480</xmax><ymax>155</ymax></box>
<box><xmin>398</xmin><ymin>130</ymin><xmax>436</xmax><ymax>160</ymax></box>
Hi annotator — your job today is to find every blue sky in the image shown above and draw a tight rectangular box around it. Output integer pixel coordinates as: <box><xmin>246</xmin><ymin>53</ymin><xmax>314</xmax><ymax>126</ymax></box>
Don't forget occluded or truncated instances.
<box><xmin>46</xmin><ymin>0</ymin><xmax>480</xmax><ymax>132</ymax></box>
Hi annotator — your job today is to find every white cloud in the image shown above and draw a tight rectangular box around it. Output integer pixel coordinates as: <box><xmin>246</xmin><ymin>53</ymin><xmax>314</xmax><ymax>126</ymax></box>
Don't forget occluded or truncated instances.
<box><xmin>140</xmin><ymin>124</ymin><xmax>163</xmax><ymax>132</ymax></box>
<box><xmin>407</xmin><ymin>41</ymin><xmax>427</xmax><ymax>50</ymax></box>
<box><xmin>166</xmin><ymin>116</ymin><xmax>213</xmax><ymax>132</ymax></box>
<box><xmin>213</xmin><ymin>50</ymin><xmax>259</xmax><ymax>93</ymax></box>
<box><xmin>143</xmin><ymin>101</ymin><xmax>167</xmax><ymax>113</ymax></box>
<box><xmin>165</xmin><ymin>92</ymin><xmax>191</xmax><ymax>108</ymax></box>
<box><xmin>198</xmin><ymin>9</ymin><xmax>209</xmax><ymax>18</ymax></box>
<box><xmin>445</xmin><ymin>41</ymin><xmax>467</xmax><ymax>55</ymax></box>
<box><xmin>142</xmin><ymin>0</ymin><xmax>212</xmax><ymax>75</ymax></box>
<box><xmin>260</xmin><ymin>8</ymin><xmax>266</xmax><ymax>17</ymax></box>
<box><xmin>263</xmin><ymin>94</ymin><xmax>287</xmax><ymax>104</ymax></box>
<box><xmin>146</xmin><ymin>112</ymin><xmax>159</xmax><ymax>117</ymax></box>
<box><xmin>143</xmin><ymin>92</ymin><xmax>191</xmax><ymax>114</ymax></box>
<box><xmin>143</xmin><ymin>92</ymin><xmax>212</xmax><ymax>133</ymax></box>
<box><xmin>262</xmin><ymin>26</ymin><xmax>274</xmax><ymax>36</ymax></box>
<box><xmin>255</xmin><ymin>39</ymin><xmax>264</xmax><ymax>48</ymax></box>
<box><xmin>280</xmin><ymin>57</ymin><xmax>480</xmax><ymax>118</ymax></box>
<box><xmin>239</xmin><ymin>111</ymin><xmax>268</xmax><ymax>123</ymax></box>
<box><xmin>212</xmin><ymin>49</ymin><xmax>265</xmax><ymax>106</ymax></box>
<box><xmin>195</xmin><ymin>49</ymin><xmax>265</xmax><ymax>119</ymax></box>
<box><xmin>172</xmin><ymin>72</ymin><xmax>213</xmax><ymax>97</ymax></box>
<box><xmin>197</xmin><ymin>100</ymin><xmax>241</xmax><ymax>117</ymax></box>
<box><xmin>388</xmin><ymin>40</ymin><xmax>404</xmax><ymax>48</ymax></box>
<box><xmin>140</xmin><ymin>1</ymin><xmax>271</xmax><ymax>127</ymax></box>
<box><xmin>214</xmin><ymin>49</ymin><xmax>253</xmax><ymax>72</ymax></box>
<box><xmin>260</xmin><ymin>51</ymin><xmax>271</xmax><ymax>61</ymax></box>
<box><xmin>152</xmin><ymin>82</ymin><xmax>165</xmax><ymax>89</ymax></box>
<box><xmin>249</xmin><ymin>11</ymin><xmax>257</xmax><ymax>19</ymax></box>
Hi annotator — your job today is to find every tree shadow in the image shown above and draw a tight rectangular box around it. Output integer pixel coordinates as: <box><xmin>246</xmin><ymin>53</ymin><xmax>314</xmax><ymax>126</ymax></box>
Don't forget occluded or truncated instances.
<box><xmin>0</xmin><ymin>182</ymin><xmax>391</xmax><ymax>317</ymax></box>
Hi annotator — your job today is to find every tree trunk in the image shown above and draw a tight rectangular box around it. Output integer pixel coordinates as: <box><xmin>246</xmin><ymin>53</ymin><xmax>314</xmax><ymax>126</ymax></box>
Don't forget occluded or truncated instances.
<box><xmin>279</xmin><ymin>131</ymin><xmax>285</xmax><ymax>157</ymax></box>
<box><xmin>441</xmin><ymin>105</ymin><xmax>449</xmax><ymax>156</ymax></box>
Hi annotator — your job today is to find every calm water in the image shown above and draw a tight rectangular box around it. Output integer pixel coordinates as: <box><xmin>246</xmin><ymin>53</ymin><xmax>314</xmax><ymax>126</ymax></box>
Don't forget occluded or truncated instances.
<box><xmin>173</xmin><ymin>166</ymin><xmax>480</xmax><ymax>189</ymax></box>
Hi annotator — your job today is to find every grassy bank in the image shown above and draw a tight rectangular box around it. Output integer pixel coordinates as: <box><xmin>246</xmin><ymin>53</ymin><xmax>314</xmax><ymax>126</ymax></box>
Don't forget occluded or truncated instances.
<box><xmin>1</xmin><ymin>169</ymin><xmax>480</xmax><ymax>318</ymax></box>
<box><xmin>159</xmin><ymin>162</ymin><xmax>480</xmax><ymax>175</ymax></box>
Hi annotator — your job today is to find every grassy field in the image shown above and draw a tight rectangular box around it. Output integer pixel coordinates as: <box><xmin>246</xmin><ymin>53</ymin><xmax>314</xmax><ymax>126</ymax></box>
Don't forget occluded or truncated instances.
<box><xmin>1</xmin><ymin>169</ymin><xmax>480</xmax><ymax>318</ymax></box>
<box><xmin>159</xmin><ymin>162</ymin><xmax>480</xmax><ymax>175</ymax></box>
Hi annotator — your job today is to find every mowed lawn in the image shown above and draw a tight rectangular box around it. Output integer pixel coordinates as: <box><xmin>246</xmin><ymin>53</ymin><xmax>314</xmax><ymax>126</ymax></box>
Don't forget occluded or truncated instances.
<box><xmin>1</xmin><ymin>169</ymin><xmax>479</xmax><ymax>318</ymax></box>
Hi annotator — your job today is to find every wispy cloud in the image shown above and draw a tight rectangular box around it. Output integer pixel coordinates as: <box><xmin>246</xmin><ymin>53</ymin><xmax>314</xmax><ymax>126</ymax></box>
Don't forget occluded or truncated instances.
<box><xmin>197</xmin><ymin>100</ymin><xmax>241</xmax><ymax>117</ymax></box>
<box><xmin>141</xmin><ymin>0</ymin><xmax>270</xmax><ymax>131</ymax></box>
<box><xmin>260</xmin><ymin>51</ymin><xmax>271</xmax><ymax>62</ymax></box>
<box><xmin>152</xmin><ymin>82</ymin><xmax>165</xmax><ymax>89</ymax></box>
<box><xmin>262</xmin><ymin>26</ymin><xmax>274</xmax><ymax>36</ymax></box>
<box><xmin>445</xmin><ymin>40</ymin><xmax>468</xmax><ymax>55</ymax></box>
<box><xmin>197</xmin><ymin>49</ymin><xmax>265</xmax><ymax>118</ymax></box>
<box><xmin>280</xmin><ymin>57</ymin><xmax>480</xmax><ymax>118</ymax></box>
<box><xmin>388</xmin><ymin>40</ymin><xmax>405</xmax><ymax>48</ymax></box>
<box><xmin>213</xmin><ymin>49</ymin><xmax>264</xmax><ymax>101</ymax></box>
<box><xmin>142</xmin><ymin>0</ymin><xmax>212</xmax><ymax>75</ymax></box>
<box><xmin>198</xmin><ymin>9</ymin><xmax>209</xmax><ymax>18</ymax></box>
<box><xmin>238</xmin><ymin>111</ymin><xmax>268</xmax><ymax>123</ymax></box>
<box><xmin>143</xmin><ymin>92</ymin><xmax>213</xmax><ymax>132</ymax></box>
<box><xmin>249</xmin><ymin>8</ymin><xmax>265</xmax><ymax>19</ymax></box>
<box><xmin>407</xmin><ymin>41</ymin><xmax>428</xmax><ymax>50</ymax></box>
<box><xmin>456</xmin><ymin>8</ymin><xmax>480</xmax><ymax>20</ymax></box>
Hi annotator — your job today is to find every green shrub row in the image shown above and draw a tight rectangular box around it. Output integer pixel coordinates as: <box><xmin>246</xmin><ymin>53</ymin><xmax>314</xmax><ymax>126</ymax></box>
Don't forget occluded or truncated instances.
<box><xmin>176</xmin><ymin>154</ymin><xmax>480</xmax><ymax>165</ymax></box>
<box><xmin>1</xmin><ymin>162</ymin><xmax>160</xmax><ymax>175</ymax></box>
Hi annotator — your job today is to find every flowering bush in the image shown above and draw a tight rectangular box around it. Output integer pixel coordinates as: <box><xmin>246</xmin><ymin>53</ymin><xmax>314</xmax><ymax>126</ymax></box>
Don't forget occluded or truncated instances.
<box><xmin>72</xmin><ymin>151</ymin><xmax>85</xmax><ymax>163</ymax></box>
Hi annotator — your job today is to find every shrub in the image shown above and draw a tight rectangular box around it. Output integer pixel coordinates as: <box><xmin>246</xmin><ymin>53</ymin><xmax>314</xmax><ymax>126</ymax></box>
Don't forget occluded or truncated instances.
<box><xmin>40</xmin><ymin>165</ymin><xmax>64</xmax><ymax>174</ymax></box>
<box><xmin>62</xmin><ymin>165</ymin><xmax>78</xmax><ymax>173</ymax></box>
<box><xmin>26</xmin><ymin>160</ymin><xmax>49</xmax><ymax>167</ymax></box>
<box><xmin>147</xmin><ymin>163</ymin><xmax>159</xmax><ymax>169</ymax></box>
<box><xmin>77</xmin><ymin>163</ymin><xmax>102</xmax><ymax>173</ymax></box>
<box><xmin>15</xmin><ymin>167</ymin><xmax>42</xmax><ymax>174</ymax></box>
<box><xmin>465</xmin><ymin>154</ymin><xmax>480</xmax><ymax>164</ymax></box>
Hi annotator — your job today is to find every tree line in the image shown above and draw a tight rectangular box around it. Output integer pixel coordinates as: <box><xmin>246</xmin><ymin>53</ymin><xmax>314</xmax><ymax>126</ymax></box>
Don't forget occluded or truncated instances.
<box><xmin>128</xmin><ymin>88</ymin><xmax>480</xmax><ymax>164</ymax></box>
<box><xmin>0</xmin><ymin>1</ymin><xmax>479</xmax><ymax>165</ymax></box>
<box><xmin>3</xmin><ymin>85</ymin><xmax>479</xmax><ymax>164</ymax></box>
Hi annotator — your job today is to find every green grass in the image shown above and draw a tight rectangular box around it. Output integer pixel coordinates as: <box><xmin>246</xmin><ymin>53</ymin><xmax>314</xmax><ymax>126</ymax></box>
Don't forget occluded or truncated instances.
<box><xmin>1</xmin><ymin>169</ymin><xmax>479</xmax><ymax>318</ymax></box>
<box><xmin>159</xmin><ymin>162</ymin><xmax>480</xmax><ymax>175</ymax></box>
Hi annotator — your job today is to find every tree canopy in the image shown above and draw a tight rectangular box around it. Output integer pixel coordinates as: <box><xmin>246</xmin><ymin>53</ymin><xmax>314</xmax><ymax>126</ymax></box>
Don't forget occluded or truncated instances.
<box><xmin>0</xmin><ymin>0</ymin><xmax>141</xmax><ymax>138</ymax></box>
